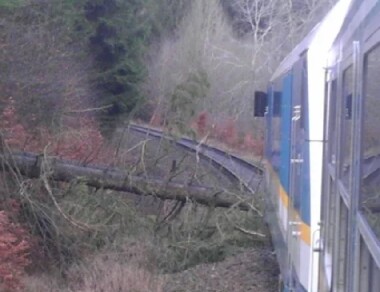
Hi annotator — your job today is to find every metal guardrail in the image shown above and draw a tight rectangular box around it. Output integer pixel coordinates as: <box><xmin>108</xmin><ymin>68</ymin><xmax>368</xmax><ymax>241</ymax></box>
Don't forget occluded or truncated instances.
<box><xmin>128</xmin><ymin>124</ymin><xmax>264</xmax><ymax>196</ymax></box>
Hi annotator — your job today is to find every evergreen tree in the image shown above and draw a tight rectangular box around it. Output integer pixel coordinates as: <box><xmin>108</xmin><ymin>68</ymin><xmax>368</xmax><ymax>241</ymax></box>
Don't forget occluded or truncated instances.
<box><xmin>82</xmin><ymin>0</ymin><xmax>152</xmax><ymax>129</ymax></box>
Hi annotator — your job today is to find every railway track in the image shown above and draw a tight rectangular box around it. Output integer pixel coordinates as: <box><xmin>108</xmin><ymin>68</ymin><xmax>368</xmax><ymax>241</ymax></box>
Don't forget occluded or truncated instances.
<box><xmin>128</xmin><ymin>123</ymin><xmax>264</xmax><ymax>196</ymax></box>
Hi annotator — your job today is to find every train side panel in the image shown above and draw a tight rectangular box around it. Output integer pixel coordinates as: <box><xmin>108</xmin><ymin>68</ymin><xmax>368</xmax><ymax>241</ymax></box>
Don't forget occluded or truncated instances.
<box><xmin>262</xmin><ymin>1</ymin><xmax>356</xmax><ymax>291</ymax></box>
<box><xmin>265</xmin><ymin>66</ymin><xmax>312</xmax><ymax>291</ymax></box>
<box><xmin>320</xmin><ymin>0</ymin><xmax>380</xmax><ymax>291</ymax></box>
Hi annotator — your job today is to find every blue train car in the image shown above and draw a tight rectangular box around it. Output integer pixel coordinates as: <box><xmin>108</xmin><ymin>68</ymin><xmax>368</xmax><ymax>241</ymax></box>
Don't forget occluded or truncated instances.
<box><xmin>255</xmin><ymin>0</ymin><xmax>380</xmax><ymax>291</ymax></box>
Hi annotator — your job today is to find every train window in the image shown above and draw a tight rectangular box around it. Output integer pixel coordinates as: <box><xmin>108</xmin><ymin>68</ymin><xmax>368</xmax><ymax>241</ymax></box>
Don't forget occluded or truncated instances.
<box><xmin>322</xmin><ymin>177</ymin><xmax>336</xmax><ymax>254</ymax></box>
<box><xmin>359</xmin><ymin>237</ymin><xmax>370</xmax><ymax>291</ymax></box>
<box><xmin>254</xmin><ymin>91</ymin><xmax>267</xmax><ymax>117</ymax></box>
<box><xmin>300</xmin><ymin>58</ymin><xmax>308</xmax><ymax>129</ymax></box>
<box><xmin>370</xmin><ymin>259</ymin><xmax>380</xmax><ymax>292</ymax></box>
<box><xmin>361</xmin><ymin>44</ymin><xmax>380</xmax><ymax>239</ymax></box>
<box><xmin>272</xmin><ymin>86</ymin><xmax>282</xmax><ymax>173</ymax></box>
<box><xmin>327</xmin><ymin>178</ymin><xmax>336</xmax><ymax>252</ymax></box>
<box><xmin>359</xmin><ymin>236</ymin><xmax>380</xmax><ymax>292</ymax></box>
<box><xmin>335</xmin><ymin>199</ymin><xmax>349</xmax><ymax>291</ymax></box>
<box><xmin>345</xmin><ymin>93</ymin><xmax>353</xmax><ymax>119</ymax></box>
<box><xmin>273</xmin><ymin>91</ymin><xmax>281</xmax><ymax>117</ymax></box>
<box><xmin>341</xmin><ymin>65</ymin><xmax>353</xmax><ymax>189</ymax></box>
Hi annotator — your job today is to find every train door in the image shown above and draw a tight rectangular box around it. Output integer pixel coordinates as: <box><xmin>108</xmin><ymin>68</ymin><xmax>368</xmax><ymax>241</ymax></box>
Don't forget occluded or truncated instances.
<box><xmin>287</xmin><ymin>58</ymin><xmax>306</xmax><ymax>290</ymax></box>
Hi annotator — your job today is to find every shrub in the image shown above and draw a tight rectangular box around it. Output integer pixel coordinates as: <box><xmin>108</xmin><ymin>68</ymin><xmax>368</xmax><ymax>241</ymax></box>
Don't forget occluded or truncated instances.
<box><xmin>0</xmin><ymin>208</ymin><xmax>31</xmax><ymax>292</ymax></box>
<box><xmin>215</xmin><ymin>118</ymin><xmax>239</xmax><ymax>148</ymax></box>
<box><xmin>194</xmin><ymin>111</ymin><xmax>209</xmax><ymax>137</ymax></box>
<box><xmin>149</xmin><ymin>111</ymin><xmax>163</xmax><ymax>127</ymax></box>
<box><xmin>1</xmin><ymin>97</ymin><xmax>111</xmax><ymax>164</ymax></box>
<box><xmin>242</xmin><ymin>133</ymin><xmax>264</xmax><ymax>156</ymax></box>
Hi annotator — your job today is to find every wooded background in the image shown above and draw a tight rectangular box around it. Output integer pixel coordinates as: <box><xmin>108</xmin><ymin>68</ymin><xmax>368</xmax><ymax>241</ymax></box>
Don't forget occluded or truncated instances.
<box><xmin>0</xmin><ymin>1</ymin><xmax>337</xmax><ymax>291</ymax></box>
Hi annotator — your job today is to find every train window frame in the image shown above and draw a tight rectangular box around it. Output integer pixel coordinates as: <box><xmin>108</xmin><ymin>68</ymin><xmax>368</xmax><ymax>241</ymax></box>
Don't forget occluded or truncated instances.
<box><xmin>327</xmin><ymin>78</ymin><xmax>338</xmax><ymax>165</ymax></box>
<box><xmin>254</xmin><ymin>91</ymin><xmax>268</xmax><ymax>117</ymax></box>
<box><xmin>322</xmin><ymin>69</ymin><xmax>339</xmax><ymax>256</ymax></box>
<box><xmin>358</xmin><ymin>214</ymin><xmax>380</xmax><ymax>281</ymax></box>
<box><xmin>363</xmin><ymin>16</ymin><xmax>380</xmax><ymax>46</ymax></box>
<box><xmin>359</xmin><ymin>236</ymin><xmax>370</xmax><ymax>291</ymax></box>
<box><xmin>264</xmin><ymin>85</ymin><xmax>274</xmax><ymax>160</ymax></box>
<box><xmin>360</xmin><ymin>40</ymin><xmax>380</xmax><ymax>240</ymax></box>
<box><xmin>334</xmin><ymin>198</ymin><xmax>349</xmax><ymax>291</ymax></box>
<box><xmin>357</xmin><ymin>30</ymin><xmax>380</xmax><ymax>284</ymax></box>
<box><xmin>271</xmin><ymin>78</ymin><xmax>283</xmax><ymax>174</ymax></box>
<box><xmin>325</xmin><ymin>177</ymin><xmax>336</xmax><ymax>254</ymax></box>
<box><xmin>358</xmin><ymin>233</ymin><xmax>380</xmax><ymax>292</ymax></box>
<box><xmin>339</xmin><ymin>62</ymin><xmax>354</xmax><ymax>191</ymax></box>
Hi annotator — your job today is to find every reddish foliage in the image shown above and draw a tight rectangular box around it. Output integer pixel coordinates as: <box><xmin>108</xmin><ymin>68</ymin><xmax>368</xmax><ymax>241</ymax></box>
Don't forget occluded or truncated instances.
<box><xmin>149</xmin><ymin>112</ymin><xmax>163</xmax><ymax>127</ymax></box>
<box><xmin>0</xmin><ymin>97</ymin><xmax>111</xmax><ymax>164</ymax></box>
<box><xmin>216</xmin><ymin>118</ymin><xmax>239</xmax><ymax>147</ymax></box>
<box><xmin>0</xmin><ymin>99</ymin><xmax>113</xmax><ymax>290</ymax></box>
<box><xmin>241</xmin><ymin>133</ymin><xmax>254</xmax><ymax>151</ymax></box>
<box><xmin>1</xmin><ymin>97</ymin><xmax>50</xmax><ymax>152</ymax></box>
<box><xmin>194</xmin><ymin>111</ymin><xmax>209</xmax><ymax>137</ymax></box>
<box><xmin>208</xmin><ymin>122</ymin><xmax>220</xmax><ymax>140</ymax></box>
<box><xmin>202</xmin><ymin>114</ymin><xmax>263</xmax><ymax>156</ymax></box>
<box><xmin>1</xmin><ymin>97</ymin><xmax>29</xmax><ymax>150</ymax></box>
<box><xmin>242</xmin><ymin>133</ymin><xmax>264</xmax><ymax>156</ymax></box>
<box><xmin>0</xmin><ymin>207</ymin><xmax>31</xmax><ymax>292</ymax></box>
<box><xmin>52</xmin><ymin>116</ymin><xmax>108</xmax><ymax>163</ymax></box>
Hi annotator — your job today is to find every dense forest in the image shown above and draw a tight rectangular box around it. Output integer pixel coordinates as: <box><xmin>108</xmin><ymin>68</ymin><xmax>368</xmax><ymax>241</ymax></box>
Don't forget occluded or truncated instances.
<box><xmin>0</xmin><ymin>0</ymin><xmax>191</xmax><ymax>133</ymax></box>
<box><xmin>0</xmin><ymin>0</ymin><xmax>336</xmax><ymax>291</ymax></box>
<box><xmin>0</xmin><ymin>0</ymin><xmax>336</xmax><ymax>136</ymax></box>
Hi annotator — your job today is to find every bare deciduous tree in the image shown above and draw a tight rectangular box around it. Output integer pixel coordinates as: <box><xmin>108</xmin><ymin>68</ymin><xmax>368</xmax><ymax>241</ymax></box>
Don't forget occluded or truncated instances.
<box><xmin>144</xmin><ymin>0</ymin><xmax>337</xmax><ymax>135</ymax></box>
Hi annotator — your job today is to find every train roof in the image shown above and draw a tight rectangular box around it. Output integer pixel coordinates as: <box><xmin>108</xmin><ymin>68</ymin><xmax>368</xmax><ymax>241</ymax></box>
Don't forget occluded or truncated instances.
<box><xmin>328</xmin><ymin>0</ymin><xmax>377</xmax><ymax>65</ymax></box>
<box><xmin>271</xmin><ymin>24</ymin><xmax>321</xmax><ymax>81</ymax></box>
<box><xmin>271</xmin><ymin>0</ymin><xmax>354</xmax><ymax>82</ymax></box>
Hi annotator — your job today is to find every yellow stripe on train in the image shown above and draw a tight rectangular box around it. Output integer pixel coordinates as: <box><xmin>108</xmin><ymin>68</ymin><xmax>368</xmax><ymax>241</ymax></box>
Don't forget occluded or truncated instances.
<box><xmin>270</xmin><ymin>168</ymin><xmax>311</xmax><ymax>246</ymax></box>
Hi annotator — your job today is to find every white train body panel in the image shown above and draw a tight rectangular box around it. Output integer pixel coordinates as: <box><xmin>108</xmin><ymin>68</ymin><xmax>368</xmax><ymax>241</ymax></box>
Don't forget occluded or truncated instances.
<box><xmin>261</xmin><ymin>1</ymin><xmax>363</xmax><ymax>291</ymax></box>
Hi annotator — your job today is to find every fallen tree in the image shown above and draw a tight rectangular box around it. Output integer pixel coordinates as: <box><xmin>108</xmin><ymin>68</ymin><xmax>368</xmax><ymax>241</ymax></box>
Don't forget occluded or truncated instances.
<box><xmin>0</xmin><ymin>151</ymin><xmax>259</xmax><ymax>212</ymax></box>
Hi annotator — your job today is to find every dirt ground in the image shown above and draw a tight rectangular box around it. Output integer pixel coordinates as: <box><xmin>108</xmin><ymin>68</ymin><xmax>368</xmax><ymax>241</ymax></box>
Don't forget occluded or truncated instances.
<box><xmin>164</xmin><ymin>246</ymin><xmax>279</xmax><ymax>292</ymax></box>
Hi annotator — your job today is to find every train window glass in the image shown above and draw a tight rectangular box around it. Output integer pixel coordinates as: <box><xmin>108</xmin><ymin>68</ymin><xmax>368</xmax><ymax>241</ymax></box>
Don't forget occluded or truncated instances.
<box><xmin>345</xmin><ymin>93</ymin><xmax>353</xmax><ymax>119</ymax></box>
<box><xmin>328</xmin><ymin>80</ymin><xmax>338</xmax><ymax>164</ymax></box>
<box><xmin>254</xmin><ymin>91</ymin><xmax>267</xmax><ymax>117</ymax></box>
<box><xmin>336</xmin><ymin>199</ymin><xmax>349</xmax><ymax>291</ymax></box>
<box><xmin>358</xmin><ymin>237</ymin><xmax>380</xmax><ymax>292</ymax></box>
<box><xmin>300</xmin><ymin>58</ymin><xmax>308</xmax><ymax>129</ymax></box>
<box><xmin>273</xmin><ymin>91</ymin><xmax>281</xmax><ymax>117</ymax></box>
<box><xmin>370</xmin><ymin>259</ymin><xmax>380</xmax><ymax>292</ymax></box>
<box><xmin>341</xmin><ymin>66</ymin><xmax>353</xmax><ymax>189</ymax></box>
<box><xmin>322</xmin><ymin>177</ymin><xmax>335</xmax><ymax>254</ymax></box>
<box><xmin>361</xmin><ymin>45</ymin><xmax>380</xmax><ymax>240</ymax></box>
<box><xmin>359</xmin><ymin>237</ymin><xmax>370</xmax><ymax>291</ymax></box>
<box><xmin>265</xmin><ymin>87</ymin><xmax>273</xmax><ymax>159</ymax></box>
<box><xmin>272</xmin><ymin>120</ymin><xmax>281</xmax><ymax>172</ymax></box>
<box><xmin>327</xmin><ymin>178</ymin><xmax>336</xmax><ymax>252</ymax></box>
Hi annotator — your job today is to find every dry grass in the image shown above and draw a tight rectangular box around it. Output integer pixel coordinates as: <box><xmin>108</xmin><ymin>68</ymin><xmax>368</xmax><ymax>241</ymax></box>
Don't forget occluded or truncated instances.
<box><xmin>71</xmin><ymin>257</ymin><xmax>166</xmax><ymax>292</ymax></box>
<box><xmin>23</xmin><ymin>242</ymin><xmax>166</xmax><ymax>292</ymax></box>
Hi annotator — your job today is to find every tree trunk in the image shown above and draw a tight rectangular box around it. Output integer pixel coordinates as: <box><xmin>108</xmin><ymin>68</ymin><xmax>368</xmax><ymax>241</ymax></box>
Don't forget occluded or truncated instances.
<box><xmin>0</xmin><ymin>152</ymin><xmax>253</xmax><ymax>211</ymax></box>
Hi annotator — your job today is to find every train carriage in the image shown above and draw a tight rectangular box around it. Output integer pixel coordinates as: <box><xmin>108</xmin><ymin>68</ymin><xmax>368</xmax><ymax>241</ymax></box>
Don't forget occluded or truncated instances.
<box><xmin>255</xmin><ymin>0</ymin><xmax>380</xmax><ymax>291</ymax></box>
